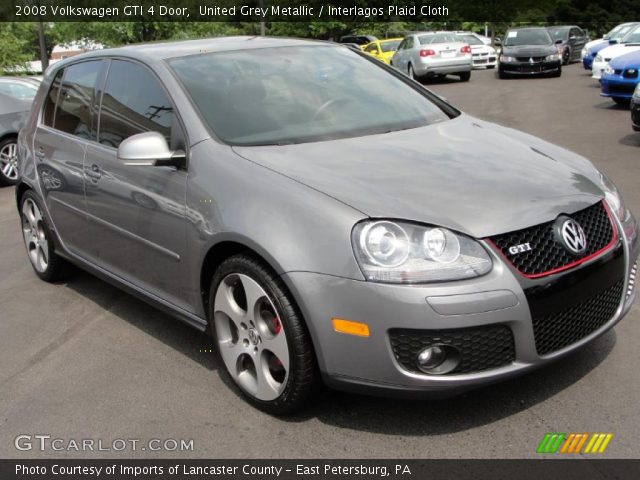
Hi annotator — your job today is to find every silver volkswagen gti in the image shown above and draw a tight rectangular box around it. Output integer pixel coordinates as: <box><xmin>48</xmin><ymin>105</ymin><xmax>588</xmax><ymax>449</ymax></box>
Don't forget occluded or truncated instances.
<box><xmin>16</xmin><ymin>37</ymin><xmax>639</xmax><ymax>414</ymax></box>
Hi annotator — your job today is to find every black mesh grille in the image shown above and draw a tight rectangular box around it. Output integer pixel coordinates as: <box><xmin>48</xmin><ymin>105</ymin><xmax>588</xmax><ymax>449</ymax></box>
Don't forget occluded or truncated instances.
<box><xmin>532</xmin><ymin>280</ymin><xmax>623</xmax><ymax>355</ymax></box>
<box><xmin>389</xmin><ymin>325</ymin><xmax>515</xmax><ymax>375</ymax></box>
<box><xmin>516</xmin><ymin>56</ymin><xmax>545</xmax><ymax>62</ymax></box>
<box><xmin>490</xmin><ymin>202</ymin><xmax>615</xmax><ymax>277</ymax></box>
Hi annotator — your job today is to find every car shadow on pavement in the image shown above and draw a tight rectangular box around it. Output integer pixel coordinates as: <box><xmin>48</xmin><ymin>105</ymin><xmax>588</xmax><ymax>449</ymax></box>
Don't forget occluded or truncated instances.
<box><xmin>619</xmin><ymin>133</ymin><xmax>640</xmax><ymax>147</ymax></box>
<box><xmin>63</xmin><ymin>270</ymin><xmax>616</xmax><ymax>435</ymax></box>
<box><xmin>63</xmin><ymin>271</ymin><xmax>220</xmax><ymax>373</ymax></box>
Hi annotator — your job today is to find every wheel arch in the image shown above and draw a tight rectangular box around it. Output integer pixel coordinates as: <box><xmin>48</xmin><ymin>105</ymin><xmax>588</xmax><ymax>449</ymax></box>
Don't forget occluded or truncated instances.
<box><xmin>199</xmin><ymin>237</ymin><xmax>287</xmax><ymax>317</ymax></box>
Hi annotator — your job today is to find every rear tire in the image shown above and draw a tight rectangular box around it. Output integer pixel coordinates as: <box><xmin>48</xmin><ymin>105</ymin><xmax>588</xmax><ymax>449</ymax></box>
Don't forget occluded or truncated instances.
<box><xmin>458</xmin><ymin>71</ymin><xmax>471</xmax><ymax>82</ymax></box>
<box><xmin>209</xmin><ymin>254</ymin><xmax>321</xmax><ymax>415</ymax></box>
<box><xmin>20</xmin><ymin>190</ymin><xmax>72</xmax><ymax>282</ymax></box>
<box><xmin>0</xmin><ymin>137</ymin><xmax>19</xmax><ymax>186</ymax></box>
<box><xmin>562</xmin><ymin>48</ymin><xmax>571</xmax><ymax>65</ymax></box>
<box><xmin>408</xmin><ymin>64</ymin><xmax>420</xmax><ymax>83</ymax></box>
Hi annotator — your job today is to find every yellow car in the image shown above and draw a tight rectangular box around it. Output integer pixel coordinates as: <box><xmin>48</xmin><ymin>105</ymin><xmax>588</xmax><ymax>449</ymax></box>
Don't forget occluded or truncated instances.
<box><xmin>362</xmin><ymin>38</ymin><xmax>403</xmax><ymax>64</ymax></box>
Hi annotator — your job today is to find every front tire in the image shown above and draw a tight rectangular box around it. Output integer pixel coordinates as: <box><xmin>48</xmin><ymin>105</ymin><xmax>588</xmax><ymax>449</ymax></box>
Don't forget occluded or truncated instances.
<box><xmin>20</xmin><ymin>191</ymin><xmax>71</xmax><ymax>282</ymax></box>
<box><xmin>209</xmin><ymin>254</ymin><xmax>320</xmax><ymax>415</ymax></box>
<box><xmin>0</xmin><ymin>137</ymin><xmax>19</xmax><ymax>186</ymax></box>
<box><xmin>562</xmin><ymin>48</ymin><xmax>571</xmax><ymax>65</ymax></box>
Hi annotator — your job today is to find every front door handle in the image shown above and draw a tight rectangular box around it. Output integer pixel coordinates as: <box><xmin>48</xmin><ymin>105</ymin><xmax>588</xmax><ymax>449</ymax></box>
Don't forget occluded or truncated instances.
<box><xmin>86</xmin><ymin>164</ymin><xmax>102</xmax><ymax>181</ymax></box>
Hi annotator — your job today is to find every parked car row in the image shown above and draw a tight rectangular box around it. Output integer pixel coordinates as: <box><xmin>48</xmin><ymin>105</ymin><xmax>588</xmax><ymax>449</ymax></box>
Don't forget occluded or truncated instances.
<box><xmin>578</xmin><ymin>22</ymin><xmax>640</xmax><ymax>132</ymax></box>
<box><xmin>0</xmin><ymin>76</ymin><xmax>41</xmax><ymax>186</ymax></box>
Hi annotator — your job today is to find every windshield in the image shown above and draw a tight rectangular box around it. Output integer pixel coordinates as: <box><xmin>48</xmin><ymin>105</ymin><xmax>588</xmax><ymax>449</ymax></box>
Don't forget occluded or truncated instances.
<box><xmin>622</xmin><ymin>25</ymin><xmax>640</xmax><ymax>44</ymax></box>
<box><xmin>419</xmin><ymin>33</ymin><xmax>457</xmax><ymax>45</ymax></box>
<box><xmin>169</xmin><ymin>46</ymin><xmax>452</xmax><ymax>146</ymax></box>
<box><xmin>0</xmin><ymin>81</ymin><xmax>38</xmax><ymax>100</ymax></box>
<box><xmin>456</xmin><ymin>35</ymin><xmax>484</xmax><ymax>46</ymax></box>
<box><xmin>380</xmin><ymin>40</ymin><xmax>401</xmax><ymax>52</ymax></box>
<box><xmin>547</xmin><ymin>27</ymin><xmax>570</xmax><ymax>41</ymax></box>
<box><xmin>504</xmin><ymin>29</ymin><xmax>553</xmax><ymax>46</ymax></box>
<box><xmin>613</xmin><ymin>24</ymin><xmax>637</xmax><ymax>40</ymax></box>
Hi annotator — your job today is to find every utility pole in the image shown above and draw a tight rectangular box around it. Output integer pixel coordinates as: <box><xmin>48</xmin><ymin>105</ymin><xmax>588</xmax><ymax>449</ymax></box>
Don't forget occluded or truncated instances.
<box><xmin>37</xmin><ymin>20</ymin><xmax>48</xmax><ymax>73</ymax></box>
<box><xmin>259</xmin><ymin>0</ymin><xmax>265</xmax><ymax>36</ymax></box>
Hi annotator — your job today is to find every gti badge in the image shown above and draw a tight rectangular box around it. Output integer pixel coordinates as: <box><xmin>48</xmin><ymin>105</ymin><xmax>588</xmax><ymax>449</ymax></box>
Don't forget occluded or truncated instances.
<box><xmin>557</xmin><ymin>218</ymin><xmax>587</xmax><ymax>255</ymax></box>
<box><xmin>509</xmin><ymin>243</ymin><xmax>532</xmax><ymax>255</ymax></box>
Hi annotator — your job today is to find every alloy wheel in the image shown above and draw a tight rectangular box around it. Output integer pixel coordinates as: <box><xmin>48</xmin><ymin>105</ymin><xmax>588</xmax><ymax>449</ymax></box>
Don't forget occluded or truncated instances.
<box><xmin>0</xmin><ymin>141</ymin><xmax>18</xmax><ymax>180</ymax></box>
<box><xmin>21</xmin><ymin>198</ymin><xmax>49</xmax><ymax>273</ymax></box>
<box><xmin>213</xmin><ymin>273</ymin><xmax>289</xmax><ymax>401</ymax></box>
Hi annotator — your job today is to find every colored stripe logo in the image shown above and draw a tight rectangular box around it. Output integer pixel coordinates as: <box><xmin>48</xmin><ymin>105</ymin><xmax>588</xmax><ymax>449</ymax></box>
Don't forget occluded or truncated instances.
<box><xmin>537</xmin><ymin>433</ymin><xmax>613</xmax><ymax>454</ymax></box>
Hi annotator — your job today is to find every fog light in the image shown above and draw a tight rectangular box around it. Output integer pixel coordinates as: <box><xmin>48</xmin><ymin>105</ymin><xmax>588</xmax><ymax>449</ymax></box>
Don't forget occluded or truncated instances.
<box><xmin>417</xmin><ymin>346</ymin><xmax>446</xmax><ymax>372</ymax></box>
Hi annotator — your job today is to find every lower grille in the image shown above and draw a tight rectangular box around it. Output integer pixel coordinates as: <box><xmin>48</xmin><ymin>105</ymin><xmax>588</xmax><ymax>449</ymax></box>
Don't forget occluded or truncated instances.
<box><xmin>532</xmin><ymin>280</ymin><xmax>623</xmax><ymax>355</ymax></box>
<box><xmin>389</xmin><ymin>325</ymin><xmax>515</xmax><ymax>375</ymax></box>
<box><xmin>608</xmin><ymin>83</ymin><xmax>636</xmax><ymax>95</ymax></box>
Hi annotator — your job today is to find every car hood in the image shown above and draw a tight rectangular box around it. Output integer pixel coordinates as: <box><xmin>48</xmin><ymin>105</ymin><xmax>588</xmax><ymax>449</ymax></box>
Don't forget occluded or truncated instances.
<box><xmin>610</xmin><ymin>49</ymin><xmax>640</xmax><ymax>68</ymax></box>
<box><xmin>598</xmin><ymin>44</ymin><xmax>640</xmax><ymax>59</ymax></box>
<box><xmin>232</xmin><ymin>115</ymin><xmax>604</xmax><ymax>238</ymax></box>
<box><xmin>471</xmin><ymin>45</ymin><xmax>495</xmax><ymax>54</ymax></box>
<box><xmin>501</xmin><ymin>45</ymin><xmax>558</xmax><ymax>56</ymax></box>
<box><xmin>586</xmin><ymin>39</ymin><xmax>608</xmax><ymax>52</ymax></box>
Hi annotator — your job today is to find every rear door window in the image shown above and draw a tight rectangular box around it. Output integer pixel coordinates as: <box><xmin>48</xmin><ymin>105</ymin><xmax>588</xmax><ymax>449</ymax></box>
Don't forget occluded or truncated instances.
<box><xmin>52</xmin><ymin>61</ymin><xmax>104</xmax><ymax>140</ymax></box>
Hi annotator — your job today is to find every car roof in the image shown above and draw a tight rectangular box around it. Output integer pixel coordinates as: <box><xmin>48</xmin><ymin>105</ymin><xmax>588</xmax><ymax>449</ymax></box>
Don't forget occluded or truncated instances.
<box><xmin>51</xmin><ymin>36</ymin><xmax>329</xmax><ymax>69</ymax></box>
<box><xmin>507</xmin><ymin>26</ymin><xmax>548</xmax><ymax>31</ymax></box>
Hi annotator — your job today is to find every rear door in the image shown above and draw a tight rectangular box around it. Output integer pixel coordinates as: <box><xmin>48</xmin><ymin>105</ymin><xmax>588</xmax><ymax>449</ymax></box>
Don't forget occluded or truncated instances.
<box><xmin>33</xmin><ymin>60</ymin><xmax>105</xmax><ymax>256</ymax></box>
<box><xmin>83</xmin><ymin>59</ymin><xmax>190</xmax><ymax>311</ymax></box>
<box><xmin>570</xmin><ymin>27</ymin><xmax>587</xmax><ymax>59</ymax></box>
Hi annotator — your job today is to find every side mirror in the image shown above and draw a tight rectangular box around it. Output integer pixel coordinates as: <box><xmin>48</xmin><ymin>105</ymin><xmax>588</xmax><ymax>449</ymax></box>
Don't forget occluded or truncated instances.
<box><xmin>372</xmin><ymin>48</ymin><xmax>380</xmax><ymax>54</ymax></box>
<box><xmin>494</xmin><ymin>38</ymin><xmax>502</xmax><ymax>47</ymax></box>
<box><xmin>117</xmin><ymin>132</ymin><xmax>185</xmax><ymax>167</ymax></box>
<box><xmin>555</xmin><ymin>39</ymin><xmax>563</xmax><ymax>44</ymax></box>
<box><xmin>609</xmin><ymin>39</ymin><xmax>618</xmax><ymax>45</ymax></box>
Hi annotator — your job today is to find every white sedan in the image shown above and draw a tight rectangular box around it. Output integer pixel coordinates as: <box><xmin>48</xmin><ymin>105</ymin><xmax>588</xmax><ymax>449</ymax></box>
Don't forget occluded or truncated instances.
<box><xmin>592</xmin><ymin>24</ymin><xmax>640</xmax><ymax>79</ymax></box>
<box><xmin>455</xmin><ymin>33</ymin><xmax>497</xmax><ymax>69</ymax></box>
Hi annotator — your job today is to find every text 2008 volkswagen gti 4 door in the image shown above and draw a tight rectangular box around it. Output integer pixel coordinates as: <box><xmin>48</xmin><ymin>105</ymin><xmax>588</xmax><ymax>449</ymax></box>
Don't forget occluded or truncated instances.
<box><xmin>17</xmin><ymin>37</ymin><xmax>639</xmax><ymax>414</ymax></box>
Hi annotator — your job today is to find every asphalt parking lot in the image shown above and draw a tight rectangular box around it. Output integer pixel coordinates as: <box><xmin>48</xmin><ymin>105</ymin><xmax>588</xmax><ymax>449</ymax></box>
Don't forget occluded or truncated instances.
<box><xmin>1</xmin><ymin>63</ymin><xmax>639</xmax><ymax>459</ymax></box>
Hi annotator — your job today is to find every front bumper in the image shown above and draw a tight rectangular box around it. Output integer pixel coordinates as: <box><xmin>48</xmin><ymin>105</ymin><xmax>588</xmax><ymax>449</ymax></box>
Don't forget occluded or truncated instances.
<box><xmin>632</xmin><ymin>97</ymin><xmax>640</xmax><ymax>130</ymax></box>
<box><xmin>283</xmin><ymin>211</ymin><xmax>639</xmax><ymax>397</ymax></box>
<box><xmin>499</xmin><ymin>60</ymin><xmax>561</xmax><ymax>75</ymax></box>
<box><xmin>472</xmin><ymin>55</ymin><xmax>497</xmax><ymax>68</ymax></box>
<box><xmin>592</xmin><ymin>60</ymin><xmax>607</xmax><ymax>79</ymax></box>
<box><xmin>600</xmin><ymin>76</ymin><xmax>638</xmax><ymax>99</ymax></box>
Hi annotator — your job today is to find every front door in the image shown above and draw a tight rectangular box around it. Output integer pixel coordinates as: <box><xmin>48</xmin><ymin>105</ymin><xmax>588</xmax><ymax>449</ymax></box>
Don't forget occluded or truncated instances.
<box><xmin>83</xmin><ymin>59</ymin><xmax>190</xmax><ymax>311</ymax></box>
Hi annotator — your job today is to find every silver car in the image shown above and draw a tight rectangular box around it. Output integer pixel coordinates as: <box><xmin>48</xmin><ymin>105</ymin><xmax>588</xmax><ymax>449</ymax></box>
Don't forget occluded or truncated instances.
<box><xmin>16</xmin><ymin>37</ymin><xmax>639</xmax><ymax>414</ymax></box>
<box><xmin>391</xmin><ymin>32</ymin><xmax>473</xmax><ymax>81</ymax></box>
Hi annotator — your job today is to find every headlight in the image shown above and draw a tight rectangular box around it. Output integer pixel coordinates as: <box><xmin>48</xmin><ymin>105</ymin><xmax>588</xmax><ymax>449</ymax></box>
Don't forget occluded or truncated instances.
<box><xmin>352</xmin><ymin>220</ymin><xmax>492</xmax><ymax>283</ymax></box>
<box><xmin>581</xmin><ymin>47</ymin><xmax>588</xmax><ymax>57</ymax></box>
<box><xmin>634</xmin><ymin>83</ymin><xmax>640</xmax><ymax>99</ymax></box>
<box><xmin>545</xmin><ymin>53</ymin><xmax>561</xmax><ymax>61</ymax></box>
<box><xmin>604</xmin><ymin>64</ymin><xmax>615</xmax><ymax>75</ymax></box>
<box><xmin>595</xmin><ymin>54</ymin><xmax>602</xmax><ymax>62</ymax></box>
<box><xmin>600</xmin><ymin>173</ymin><xmax>627</xmax><ymax>221</ymax></box>
<box><xmin>500</xmin><ymin>55</ymin><xmax>516</xmax><ymax>63</ymax></box>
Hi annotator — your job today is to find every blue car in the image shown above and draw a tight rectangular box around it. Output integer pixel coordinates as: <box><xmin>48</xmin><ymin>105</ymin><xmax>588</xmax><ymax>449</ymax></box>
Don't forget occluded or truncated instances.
<box><xmin>583</xmin><ymin>22</ymin><xmax>640</xmax><ymax>70</ymax></box>
<box><xmin>600</xmin><ymin>50</ymin><xmax>640</xmax><ymax>105</ymax></box>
